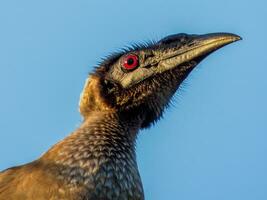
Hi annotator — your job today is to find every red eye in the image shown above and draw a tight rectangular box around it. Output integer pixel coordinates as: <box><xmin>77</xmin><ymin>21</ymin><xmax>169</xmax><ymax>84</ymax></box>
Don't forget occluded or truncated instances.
<box><xmin>122</xmin><ymin>54</ymin><xmax>139</xmax><ymax>70</ymax></box>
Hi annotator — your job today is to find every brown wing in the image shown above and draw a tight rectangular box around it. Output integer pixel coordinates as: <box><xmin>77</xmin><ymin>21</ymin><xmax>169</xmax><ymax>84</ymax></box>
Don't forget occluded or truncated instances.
<box><xmin>0</xmin><ymin>164</ymin><xmax>29</xmax><ymax>200</ymax></box>
<box><xmin>0</xmin><ymin>161</ymin><xmax>84</xmax><ymax>200</ymax></box>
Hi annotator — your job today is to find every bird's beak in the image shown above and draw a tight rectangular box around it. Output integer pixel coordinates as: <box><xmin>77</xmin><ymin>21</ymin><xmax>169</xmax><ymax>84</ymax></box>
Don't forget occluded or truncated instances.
<box><xmin>151</xmin><ymin>32</ymin><xmax>242</xmax><ymax>73</ymax></box>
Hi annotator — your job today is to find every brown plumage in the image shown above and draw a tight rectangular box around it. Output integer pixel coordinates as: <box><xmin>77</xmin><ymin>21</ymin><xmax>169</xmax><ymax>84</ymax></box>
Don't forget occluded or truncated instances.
<box><xmin>0</xmin><ymin>33</ymin><xmax>241</xmax><ymax>200</ymax></box>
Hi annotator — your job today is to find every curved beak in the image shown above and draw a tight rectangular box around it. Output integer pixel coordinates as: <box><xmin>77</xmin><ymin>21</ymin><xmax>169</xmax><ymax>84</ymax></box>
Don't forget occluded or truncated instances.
<box><xmin>154</xmin><ymin>32</ymin><xmax>242</xmax><ymax>72</ymax></box>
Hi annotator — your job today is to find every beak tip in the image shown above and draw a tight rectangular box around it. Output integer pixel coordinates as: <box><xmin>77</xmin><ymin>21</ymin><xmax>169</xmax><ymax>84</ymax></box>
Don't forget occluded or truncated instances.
<box><xmin>232</xmin><ymin>34</ymin><xmax>242</xmax><ymax>42</ymax></box>
<box><xmin>216</xmin><ymin>32</ymin><xmax>242</xmax><ymax>43</ymax></box>
<box><xmin>207</xmin><ymin>32</ymin><xmax>242</xmax><ymax>43</ymax></box>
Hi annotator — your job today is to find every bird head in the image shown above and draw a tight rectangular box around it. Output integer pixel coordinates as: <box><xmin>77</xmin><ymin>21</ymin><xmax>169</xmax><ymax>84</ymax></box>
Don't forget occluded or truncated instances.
<box><xmin>79</xmin><ymin>33</ymin><xmax>241</xmax><ymax>128</ymax></box>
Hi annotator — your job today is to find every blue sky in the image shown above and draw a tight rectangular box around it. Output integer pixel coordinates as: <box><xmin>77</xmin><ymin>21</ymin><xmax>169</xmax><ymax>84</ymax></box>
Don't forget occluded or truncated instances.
<box><xmin>0</xmin><ymin>0</ymin><xmax>266</xmax><ymax>199</ymax></box>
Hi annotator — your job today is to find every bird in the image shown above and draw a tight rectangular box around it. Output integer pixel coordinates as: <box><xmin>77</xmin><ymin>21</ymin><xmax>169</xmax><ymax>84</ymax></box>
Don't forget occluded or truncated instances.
<box><xmin>0</xmin><ymin>32</ymin><xmax>241</xmax><ymax>200</ymax></box>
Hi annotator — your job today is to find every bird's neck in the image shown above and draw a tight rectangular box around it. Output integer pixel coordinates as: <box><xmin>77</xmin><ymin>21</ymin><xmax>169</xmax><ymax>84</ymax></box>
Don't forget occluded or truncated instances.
<box><xmin>40</xmin><ymin>111</ymin><xmax>144</xmax><ymax>199</ymax></box>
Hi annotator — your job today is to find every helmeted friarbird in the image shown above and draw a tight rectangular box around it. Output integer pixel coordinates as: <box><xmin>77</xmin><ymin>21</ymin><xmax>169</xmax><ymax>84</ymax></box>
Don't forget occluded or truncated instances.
<box><xmin>0</xmin><ymin>32</ymin><xmax>241</xmax><ymax>200</ymax></box>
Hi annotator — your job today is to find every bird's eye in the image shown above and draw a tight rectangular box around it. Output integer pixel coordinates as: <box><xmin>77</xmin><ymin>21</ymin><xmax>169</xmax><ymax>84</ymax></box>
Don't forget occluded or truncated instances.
<box><xmin>122</xmin><ymin>54</ymin><xmax>139</xmax><ymax>70</ymax></box>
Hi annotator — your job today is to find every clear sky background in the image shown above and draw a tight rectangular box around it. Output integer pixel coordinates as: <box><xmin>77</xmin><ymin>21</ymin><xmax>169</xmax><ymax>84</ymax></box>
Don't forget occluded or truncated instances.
<box><xmin>0</xmin><ymin>0</ymin><xmax>266</xmax><ymax>199</ymax></box>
